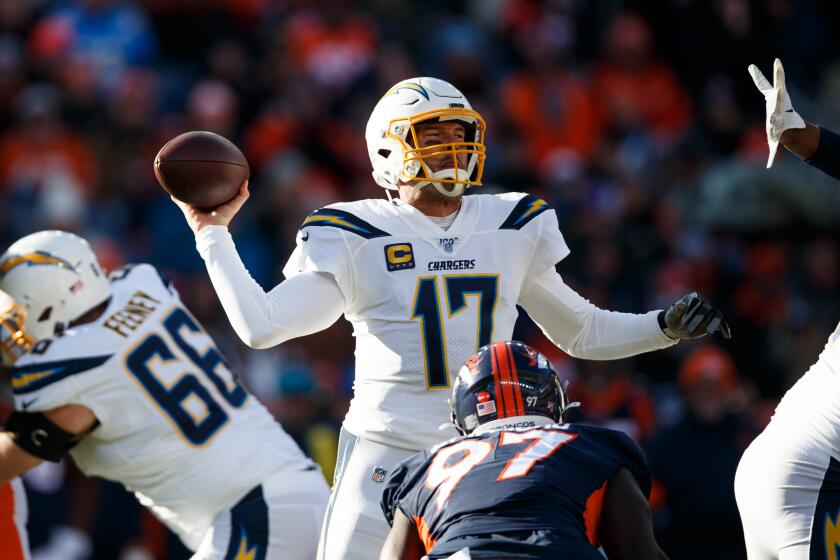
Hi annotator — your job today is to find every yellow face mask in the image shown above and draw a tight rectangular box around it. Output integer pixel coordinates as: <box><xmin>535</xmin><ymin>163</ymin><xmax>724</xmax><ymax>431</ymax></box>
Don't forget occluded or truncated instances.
<box><xmin>385</xmin><ymin>108</ymin><xmax>487</xmax><ymax>191</ymax></box>
<box><xmin>0</xmin><ymin>297</ymin><xmax>33</xmax><ymax>366</ymax></box>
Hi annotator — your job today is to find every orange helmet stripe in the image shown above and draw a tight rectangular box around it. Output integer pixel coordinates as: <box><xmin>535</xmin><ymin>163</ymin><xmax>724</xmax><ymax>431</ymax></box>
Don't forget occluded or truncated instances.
<box><xmin>490</xmin><ymin>343</ymin><xmax>507</xmax><ymax>418</ymax></box>
<box><xmin>492</xmin><ymin>342</ymin><xmax>519</xmax><ymax>418</ymax></box>
<box><xmin>502</xmin><ymin>341</ymin><xmax>525</xmax><ymax>416</ymax></box>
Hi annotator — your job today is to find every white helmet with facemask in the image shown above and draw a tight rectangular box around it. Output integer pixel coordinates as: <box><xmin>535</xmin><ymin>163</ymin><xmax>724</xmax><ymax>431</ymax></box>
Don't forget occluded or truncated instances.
<box><xmin>0</xmin><ymin>231</ymin><xmax>111</xmax><ymax>341</ymax></box>
<box><xmin>365</xmin><ymin>77</ymin><xmax>486</xmax><ymax>199</ymax></box>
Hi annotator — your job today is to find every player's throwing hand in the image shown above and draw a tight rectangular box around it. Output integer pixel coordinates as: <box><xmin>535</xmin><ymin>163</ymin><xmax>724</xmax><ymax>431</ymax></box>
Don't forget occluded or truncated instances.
<box><xmin>748</xmin><ymin>58</ymin><xmax>806</xmax><ymax>168</ymax></box>
<box><xmin>660</xmin><ymin>292</ymin><xmax>731</xmax><ymax>340</ymax></box>
<box><xmin>170</xmin><ymin>179</ymin><xmax>250</xmax><ymax>234</ymax></box>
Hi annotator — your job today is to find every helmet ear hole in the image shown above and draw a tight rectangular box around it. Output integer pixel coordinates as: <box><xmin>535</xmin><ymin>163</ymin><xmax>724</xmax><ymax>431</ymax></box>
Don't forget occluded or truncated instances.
<box><xmin>38</xmin><ymin>307</ymin><xmax>52</xmax><ymax>322</ymax></box>
<box><xmin>378</xmin><ymin>149</ymin><xmax>391</xmax><ymax>158</ymax></box>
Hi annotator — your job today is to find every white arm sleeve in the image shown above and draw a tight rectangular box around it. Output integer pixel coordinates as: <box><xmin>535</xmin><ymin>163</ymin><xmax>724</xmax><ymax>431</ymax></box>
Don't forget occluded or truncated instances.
<box><xmin>519</xmin><ymin>268</ymin><xmax>677</xmax><ymax>359</ymax></box>
<box><xmin>195</xmin><ymin>226</ymin><xmax>345</xmax><ymax>349</ymax></box>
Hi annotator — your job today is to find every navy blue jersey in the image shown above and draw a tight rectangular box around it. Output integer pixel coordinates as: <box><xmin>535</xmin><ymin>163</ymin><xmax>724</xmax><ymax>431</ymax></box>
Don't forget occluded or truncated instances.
<box><xmin>381</xmin><ymin>423</ymin><xmax>650</xmax><ymax>560</ymax></box>
<box><xmin>807</xmin><ymin>127</ymin><xmax>840</xmax><ymax>181</ymax></box>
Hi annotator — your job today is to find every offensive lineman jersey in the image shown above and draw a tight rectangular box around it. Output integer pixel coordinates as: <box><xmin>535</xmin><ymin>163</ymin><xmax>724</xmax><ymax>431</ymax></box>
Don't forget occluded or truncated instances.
<box><xmin>10</xmin><ymin>264</ymin><xmax>311</xmax><ymax>551</ymax></box>
<box><xmin>381</xmin><ymin>423</ymin><xmax>651</xmax><ymax>560</ymax></box>
<box><xmin>283</xmin><ymin>193</ymin><xmax>569</xmax><ymax>450</ymax></box>
<box><xmin>769</xmin><ymin>321</ymin><xmax>840</xmax><ymax>453</ymax></box>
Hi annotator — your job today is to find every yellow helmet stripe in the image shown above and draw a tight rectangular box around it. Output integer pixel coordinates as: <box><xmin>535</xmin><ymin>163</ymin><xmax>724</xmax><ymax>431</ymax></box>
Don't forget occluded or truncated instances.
<box><xmin>0</xmin><ymin>252</ymin><xmax>74</xmax><ymax>275</ymax></box>
<box><xmin>383</xmin><ymin>82</ymin><xmax>430</xmax><ymax>100</ymax></box>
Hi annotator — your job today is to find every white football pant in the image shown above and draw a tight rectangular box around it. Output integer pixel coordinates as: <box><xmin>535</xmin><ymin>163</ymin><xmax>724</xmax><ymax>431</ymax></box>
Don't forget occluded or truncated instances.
<box><xmin>735</xmin><ymin>421</ymin><xmax>840</xmax><ymax>560</ymax></box>
<box><xmin>193</xmin><ymin>465</ymin><xmax>329</xmax><ymax>560</ymax></box>
<box><xmin>317</xmin><ymin>428</ymin><xmax>417</xmax><ymax>560</ymax></box>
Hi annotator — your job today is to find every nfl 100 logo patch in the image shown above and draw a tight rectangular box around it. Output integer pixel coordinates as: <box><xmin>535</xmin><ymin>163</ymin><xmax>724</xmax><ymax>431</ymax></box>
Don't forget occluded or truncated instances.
<box><xmin>439</xmin><ymin>237</ymin><xmax>457</xmax><ymax>253</ymax></box>
<box><xmin>371</xmin><ymin>466</ymin><xmax>387</xmax><ymax>482</ymax></box>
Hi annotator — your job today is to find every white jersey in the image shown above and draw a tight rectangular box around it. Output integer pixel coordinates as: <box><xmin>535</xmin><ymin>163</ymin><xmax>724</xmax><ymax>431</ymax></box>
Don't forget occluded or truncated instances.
<box><xmin>768</xmin><ymin>321</ymin><xmax>840</xmax><ymax>455</ymax></box>
<box><xmin>283</xmin><ymin>193</ymin><xmax>569</xmax><ymax>450</ymax></box>
<box><xmin>11</xmin><ymin>264</ymin><xmax>311</xmax><ymax>551</ymax></box>
<box><xmin>734</xmin><ymin>323</ymin><xmax>840</xmax><ymax>558</ymax></box>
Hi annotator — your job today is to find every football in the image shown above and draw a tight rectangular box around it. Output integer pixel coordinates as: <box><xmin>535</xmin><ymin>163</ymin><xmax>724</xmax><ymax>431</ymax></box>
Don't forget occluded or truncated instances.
<box><xmin>154</xmin><ymin>131</ymin><xmax>249</xmax><ymax>208</ymax></box>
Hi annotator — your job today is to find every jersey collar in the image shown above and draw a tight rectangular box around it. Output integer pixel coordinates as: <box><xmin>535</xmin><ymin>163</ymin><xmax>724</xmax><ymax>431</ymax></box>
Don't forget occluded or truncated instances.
<box><xmin>391</xmin><ymin>195</ymin><xmax>480</xmax><ymax>256</ymax></box>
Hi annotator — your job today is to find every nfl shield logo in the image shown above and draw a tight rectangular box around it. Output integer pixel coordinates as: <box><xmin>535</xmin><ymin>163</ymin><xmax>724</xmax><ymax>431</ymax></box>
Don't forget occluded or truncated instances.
<box><xmin>372</xmin><ymin>467</ymin><xmax>387</xmax><ymax>482</ymax></box>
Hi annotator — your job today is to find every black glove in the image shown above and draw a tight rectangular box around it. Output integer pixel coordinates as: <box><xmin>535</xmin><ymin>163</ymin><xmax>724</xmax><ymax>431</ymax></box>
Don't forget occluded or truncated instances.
<box><xmin>658</xmin><ymin>292</ymin><xmax>731</xmax><ymax>340</ymax></box>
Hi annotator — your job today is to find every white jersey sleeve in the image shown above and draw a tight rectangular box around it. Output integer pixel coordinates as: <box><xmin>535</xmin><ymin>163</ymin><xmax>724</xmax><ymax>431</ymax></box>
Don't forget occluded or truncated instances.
<box><xmin>529</xmin><ymin>200</ymin><xmax>571</xmax><ymax>274</ymax></box>
<box><xmin>282</xmin><ymin>206</ymin><xmax>378</xmax><ymax>296</ymax></box>
<box><xmin>494</xmin><ymin>193</ymin><xmax>570</xmax><ymax>291</ymax></box>
<box><xmin>195</xmin><ymin>226</ymin><xmax>344</xmax><ymax>349</ymax></box>
<box><xmin>488</xmin><ymin>192</ymin><xmax>674</xmax><ymax>358</ymax></box>
<box><xmin>519</xmin><ymin>268</ymin><xmax>676</xmax><ymax>359</ymax></box>
<box><xmin>12</xmin><ymin>344</ymin><xmax>115</xmax><ymax>422</ymax></box>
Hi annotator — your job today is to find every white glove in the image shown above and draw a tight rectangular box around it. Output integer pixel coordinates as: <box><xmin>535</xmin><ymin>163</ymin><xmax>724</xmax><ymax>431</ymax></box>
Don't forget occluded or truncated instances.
<box><xmin>748</xmin><ymin>58</ymin><xmax>806</xmax><ymax>168</ymax></box>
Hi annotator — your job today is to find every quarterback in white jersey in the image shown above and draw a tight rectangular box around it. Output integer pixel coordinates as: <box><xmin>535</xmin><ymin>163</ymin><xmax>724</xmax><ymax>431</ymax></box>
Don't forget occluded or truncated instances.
<box><xmin>172</xmin><ymin>77</ymin><xmax>730</xmax><ymax>560</ymax></box>
<box><xmin>0</xmin><ymin>231</ymin><xmax>329</xmax><ymax>559</ymax></box>
<box><xmin>735</xmin><ymin>60</ymin><xmax>840</xmax><ymax>560</ymax></box>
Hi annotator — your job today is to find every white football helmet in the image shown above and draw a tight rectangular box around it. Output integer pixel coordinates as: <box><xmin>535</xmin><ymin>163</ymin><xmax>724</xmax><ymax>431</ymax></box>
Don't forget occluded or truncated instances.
<box><xmin>0</xmin><ymin>288</ymin><xmax>34</xmax><ymax>365</ymax></box>
<box><xmin>365</xmin><ymin>77</ymin><xmax>486</xmax><ymax>198</ymax></box>
<box><xmin>0</xmin><ymin>231</ymin><xmax>111</xmax><ymax>340</ymax></box>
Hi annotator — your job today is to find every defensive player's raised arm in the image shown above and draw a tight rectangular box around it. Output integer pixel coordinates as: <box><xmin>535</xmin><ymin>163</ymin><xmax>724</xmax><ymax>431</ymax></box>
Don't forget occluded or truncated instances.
<box><xmin>786</xmin><ymin>124</ymin><xmax>840</xmax><ymax>181</ymax></box>
<box><xmin>519</xmin><ymin>269</ymin><xmax>729</xmax><ymax>359</ymax></box>
<box><xmin>195</xmin><ymin>225</ymin><xmax>344</xmax><ymax>349</ymax></box>
<box><xmin>750</xmin><ymin>58</ymin><xmax>840</xmax><ymax>180</ymax></box>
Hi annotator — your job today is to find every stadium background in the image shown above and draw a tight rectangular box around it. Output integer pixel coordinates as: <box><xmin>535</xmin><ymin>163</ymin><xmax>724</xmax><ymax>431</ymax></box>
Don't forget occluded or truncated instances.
<box><xmin>2</xmin><ymin>0</ymin><xmax>840</xmax><ymax>558</ymax></box>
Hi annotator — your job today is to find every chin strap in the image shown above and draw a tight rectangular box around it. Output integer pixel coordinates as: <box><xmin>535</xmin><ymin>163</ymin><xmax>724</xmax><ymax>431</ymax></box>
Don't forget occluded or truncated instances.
<box><xmin>428</xmin><ymin>168</ymin><xmax>469</xmax><ymax>198</ymax></box>
<box><xmin>558</xmin><ymin>400</ymin><xmax>581</xmax><ymax>423</ymax></box>
<box><xmin>557</xmin><ymin>379</ymin><xmax>580</xmax><ymax>423</ymax></box>
<box><xmin>431</xmin><ymin>182</ymin><xmax>465</xmax><ymax>198</ymax></box>
<box><xmin>395</xmin><ymin>180</ymin><xmax>467</xmax><ymax>203</ymax></box>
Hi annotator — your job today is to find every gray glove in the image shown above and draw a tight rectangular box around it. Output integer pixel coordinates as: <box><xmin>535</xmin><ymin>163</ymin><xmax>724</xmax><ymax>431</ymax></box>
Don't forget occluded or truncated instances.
<box><xmin>659</xmin><ymin>292</ymin><xmax>731</xmax><ymax>340</ymax></box>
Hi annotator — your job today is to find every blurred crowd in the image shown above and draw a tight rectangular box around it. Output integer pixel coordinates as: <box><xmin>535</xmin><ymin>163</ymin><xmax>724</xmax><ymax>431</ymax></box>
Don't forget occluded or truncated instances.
<box><xmin>2</xmin><ymin>0</ymin><xmax>840</xmax><ymax>558</ymax></box>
